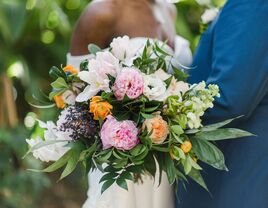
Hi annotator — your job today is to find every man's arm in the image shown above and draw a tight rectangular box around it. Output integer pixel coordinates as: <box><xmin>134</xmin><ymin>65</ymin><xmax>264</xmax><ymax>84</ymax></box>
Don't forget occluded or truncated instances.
<box><xmin>70</xmin><ymin>2</ymin><xmax>116</xmax><ymax>55</ymax></box>
<box><xmin>202</xmin><ymin>2</ymin><xmax>268</xmax><ymax>123</ymax></box>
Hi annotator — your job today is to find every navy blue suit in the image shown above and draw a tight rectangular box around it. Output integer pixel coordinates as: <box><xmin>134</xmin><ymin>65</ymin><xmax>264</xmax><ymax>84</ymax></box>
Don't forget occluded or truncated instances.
<box><xmin>177</xmin><ymin>0</ymin><xmax>268</xmax><ymax>208</ymax></box>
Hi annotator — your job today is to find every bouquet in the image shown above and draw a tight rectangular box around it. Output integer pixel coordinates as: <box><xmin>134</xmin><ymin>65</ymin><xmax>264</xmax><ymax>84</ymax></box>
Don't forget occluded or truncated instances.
<box><xmin>25</xmin><ymin>36</ymin><xmax>252</xmax><ymax>193</ymax></box>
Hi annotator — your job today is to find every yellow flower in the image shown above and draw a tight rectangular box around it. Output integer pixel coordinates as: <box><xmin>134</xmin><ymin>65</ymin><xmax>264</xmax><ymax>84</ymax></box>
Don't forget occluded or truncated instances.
<box><xmin>142</xmin><ymin>115</ymin><xmax>169</xmax><ymax>144</ymax></box>
<box><xmin>63</xmin><ymin>65</ymin><xmax>78</xmax><ymax>75</ymax></box>
<box><xmin>181</xmin><ymin>140</ymin><xmax>192</xmax><ymax>154</ymax></box>
<box><xmin>90</xmin><ymin>96</ymin><xmax>113</xmax><ymax>120</ymax></box>
<box><xmin>54</xmin><ymin>94</ymin><xmax>65</xmax><ymax>109</ymax></box>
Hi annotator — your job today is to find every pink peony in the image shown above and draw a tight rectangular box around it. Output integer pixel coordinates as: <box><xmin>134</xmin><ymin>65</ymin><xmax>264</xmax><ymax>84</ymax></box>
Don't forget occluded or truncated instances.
<box><xmin>112</xmin><ymin>67</ymin><xmax>144</xmax><ymax>100</ymax></box>
<box><xmin>100</xmin><ymin>116</ymin><xmax>139</xmax><ymax>150</ymax></box>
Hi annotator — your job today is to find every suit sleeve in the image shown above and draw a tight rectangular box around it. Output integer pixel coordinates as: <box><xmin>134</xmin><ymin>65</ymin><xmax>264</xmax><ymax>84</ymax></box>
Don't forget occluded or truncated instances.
<box><xmin>202</xmin><ymin>2</ymin><xmax>268</xmax><ymax>123</ymax></box>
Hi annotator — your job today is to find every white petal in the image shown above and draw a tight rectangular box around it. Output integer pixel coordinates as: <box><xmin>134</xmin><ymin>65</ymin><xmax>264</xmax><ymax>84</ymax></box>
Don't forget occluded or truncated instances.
<box><xmin>78</xmin><ymin>71</ymin><xmax>95</xmax><ymax>84</ymax></box>
<box><xmin>76</xmin><ymin>85</ymin><xmax>99</xmax><ymax>102</ymax></box>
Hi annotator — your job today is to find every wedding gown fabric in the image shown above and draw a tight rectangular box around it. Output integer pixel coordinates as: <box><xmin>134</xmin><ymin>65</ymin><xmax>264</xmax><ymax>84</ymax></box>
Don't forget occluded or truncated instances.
<box><xmin>66</xmin><ymin>1</ymin><xmax>193</xmax><ymax>208</ymax></box>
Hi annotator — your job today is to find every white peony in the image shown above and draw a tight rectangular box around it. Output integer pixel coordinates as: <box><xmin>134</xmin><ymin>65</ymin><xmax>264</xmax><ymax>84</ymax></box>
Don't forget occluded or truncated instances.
<box><xmin>201</xmin><ymin>8</ymin><xmax>219</xmax><ymax>24</ymax></box>
<box><xmin>143</xmin><ymin>74</ymin><xmax>167</xmax><ymax>101</ymax></box>
<box><xmin>26</xmin><ymin>121</ymin><xmax>71</xmax><ymax>162</ymax></box>
<box><xmin>110</xmin><ymin>36</ymin><xmax>141</xmax><ymax>64</ymax></box>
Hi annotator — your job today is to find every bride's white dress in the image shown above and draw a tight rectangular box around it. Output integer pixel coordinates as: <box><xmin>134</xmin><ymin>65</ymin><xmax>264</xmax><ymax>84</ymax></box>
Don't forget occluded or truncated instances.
<box><xmin>67</xmin><ymin>1</ymin><xmax>192</xmax><ymax>208</ymax></box>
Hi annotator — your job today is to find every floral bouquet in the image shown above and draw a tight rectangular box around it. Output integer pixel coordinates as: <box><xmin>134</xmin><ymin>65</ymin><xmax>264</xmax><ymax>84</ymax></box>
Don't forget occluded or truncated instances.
<box><xmin>25</xmin><ymin>36</ymin><xmax>252</xmax><ymax>193</ymax></box>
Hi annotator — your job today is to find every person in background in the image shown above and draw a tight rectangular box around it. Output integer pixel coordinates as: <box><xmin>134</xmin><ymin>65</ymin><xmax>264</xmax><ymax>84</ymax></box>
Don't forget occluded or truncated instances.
<box><xmin>67</xmin><ymin>0</ymin><xmax>192</xmax><ymax>208</ymax></box>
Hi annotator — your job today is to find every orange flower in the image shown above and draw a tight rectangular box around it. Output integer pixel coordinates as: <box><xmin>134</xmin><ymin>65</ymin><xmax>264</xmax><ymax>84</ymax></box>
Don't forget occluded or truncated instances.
<box><xmin>90</xmin><ymin>96</ymin><xmax>113</xmax><ymax>120</ymax></box>
<box><xmin>142</xmin><ymin>115</ymin><xmax>169</xmax><ymax>144</ymax></box>
<box><xmin>63</xmin><ymin>65</ymin><xmax>78</xmax><ymax>75</ymax></box>
<box><xmin>54</xmin><ymin>94</ymin><xmax>65</xmax><ymax>109</ymax></box>
<box><xmin>181</xmin><ymin>140</ymin><xmax>192</xmax><ymax>154</ymax></box>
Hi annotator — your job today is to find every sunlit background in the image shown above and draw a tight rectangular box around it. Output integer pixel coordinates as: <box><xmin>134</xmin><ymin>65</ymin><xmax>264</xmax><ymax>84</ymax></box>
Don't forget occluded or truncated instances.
<box><xmin>0</xmin><ymin>0</ymin><xmax>225</xmax><ymax>207</ymax></box>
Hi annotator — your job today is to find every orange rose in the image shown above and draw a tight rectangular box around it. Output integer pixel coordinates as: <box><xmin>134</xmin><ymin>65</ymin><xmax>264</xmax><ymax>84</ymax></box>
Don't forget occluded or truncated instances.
<box><xmin>54</xmin><ymin>94</ymin><xmax>65</xmax><ymax>109</ymax></box>
<box><xmin>142</xmin><ymin>115</ymin><xmax>169</xmax><ymax>144</ymax></box>
<box><xmin>90</xmin><ymin>96</ymin><xmax>113</xmax><ymax>120</ymax></box>
<box><xmin>181</xmin><ymin>140</ymin><xmax>192</xmax><ymax>154</ymax></box>
<box><xmin>63</xmin><ymin>65</ymin><xmax>78</xmax><ymax>75</ymax></box>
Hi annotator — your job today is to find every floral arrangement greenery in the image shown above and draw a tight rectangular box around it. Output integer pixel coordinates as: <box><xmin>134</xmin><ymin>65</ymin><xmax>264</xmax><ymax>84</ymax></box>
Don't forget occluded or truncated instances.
<box><xmin>24</xmin><ymin>36</ymin><xmax>252</xmax><ymax>193</ymax></box>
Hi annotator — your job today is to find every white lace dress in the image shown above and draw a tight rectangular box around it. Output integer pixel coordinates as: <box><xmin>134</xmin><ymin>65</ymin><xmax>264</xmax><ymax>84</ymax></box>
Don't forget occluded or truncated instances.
<box><xmin>66</xmin><ymin>2</ymin><xmax>192</xmax><ymax>208</ymax></box>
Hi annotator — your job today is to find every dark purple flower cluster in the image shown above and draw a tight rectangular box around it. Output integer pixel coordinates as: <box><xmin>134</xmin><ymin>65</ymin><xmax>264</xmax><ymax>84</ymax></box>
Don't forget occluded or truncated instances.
<box><xmin>58</xmin><ymin>104</ymin><xmax>98</xmax><ymax>140</ymax></box>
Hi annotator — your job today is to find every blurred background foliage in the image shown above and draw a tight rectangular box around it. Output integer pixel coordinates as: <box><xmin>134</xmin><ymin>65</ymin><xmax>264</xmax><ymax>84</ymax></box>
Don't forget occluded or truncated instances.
<box><xmin>0</xmin><ymin>0</ymin><xmax>225</xmax><ymax>207</ymax></box>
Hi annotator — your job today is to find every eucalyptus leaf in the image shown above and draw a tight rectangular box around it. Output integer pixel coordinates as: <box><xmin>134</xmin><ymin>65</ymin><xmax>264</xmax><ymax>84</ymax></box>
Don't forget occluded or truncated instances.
<box><xmin>201</xmin><ymin>116</ymin><xmax>244</xmax><ymax>131</ymax></box>
<box><xmin>191</xmin><ymin>138</ymin><xmax>228</xmax><ymax>171</ymax></box>
<box><xmin>88</xmin><ymin>44</ymin><xmax>101</xmax><ymax>55</ymax></box>
<box><xmin>195</xmin><ymin>128</ymin><xmax>254</xmax><ymax>141</ymax></box>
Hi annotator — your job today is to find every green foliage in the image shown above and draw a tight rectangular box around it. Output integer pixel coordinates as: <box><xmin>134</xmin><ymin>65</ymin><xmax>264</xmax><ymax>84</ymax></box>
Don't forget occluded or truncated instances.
<box><xmin>0</xmin><ymin>127</ymin><xmax>49</xmax><ymax>208</ymax></box>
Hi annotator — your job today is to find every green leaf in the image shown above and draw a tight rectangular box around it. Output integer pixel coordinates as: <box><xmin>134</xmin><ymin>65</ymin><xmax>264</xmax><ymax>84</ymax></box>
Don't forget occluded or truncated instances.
<box><xmin>143</xmin><ymin>105</ymin><xmax>160</xmax><ymax>113</ymax></box>
<box><xmin>173</xmin><ymin>146</ymin><xmax>185</xmax><ymax>160</ymax></box>
<box><xmin>171</xmin><ymin>125</ymin><xmax>184</xmax><ymax>136</ymax></box>
<box><xmin>164</xmin><ymin>76</ymin><xmax>173</xmax><ymax>88</ymax></box>
<box><xmin>173</xmin><ymin>67</ymin><xmax>189</xmax><ymax>82</ymax></box>
<box><xmin>140</xmin><ymin>112</ymin><xmax>154</xmax><ymax>119</ymax></box>
<box><xmin>144</xmin><ymin>153</ymin><xmax>156</xmax><ymax>177</ymax></box>
<box><xmin>49</xmin><ymin>89</ymin><xmax>66</xmax><ymax>100</ymax></box>
<box><xmin>126</xmin><ymin>165</ymin><xmax>143</xmax><ymax>174</ymax></box>
<box><xmin>36</xmin><ymin>149</ymin><xmax>72</xmax><ymax>173</ymax></box>
<box><xmin>188</xmin><ymin>168</ymin><xmax>208</xmax><ymax>192</ymax></box>
<box><xmin>101</xmin><ymin>179</ymin><xmax>115</xmax><ymax>194</ymax></box>
<box><xmin>165</xmin><ymin>156</ymin><xmax>176</xmax><ymax>184</ymax></box>
<box><xmin>49</xmin><ymin>66</ymin><xmax>67</xmax><ymax>80</ymax></box>
<box><xmin>151</xmin><ymin>145</ymin><xmax>170</xmax><ymax>152</ymax></box>
<box><xmin>201</xmin><ymin>116</ymin><xmax>244</xmax><ymax>131</ymax></box>
<box><xmin>182</xmin><ymin>156</ymin><xmax>192</xmax><ymax>175</ymax></box>
<box><xmin>51</xmin><ymin>77</ymin><xmax>68</xmax><ymax>89</ymax></box>
<box><xmin>195</xmin><ymin>128</ymin><xmax>254</xmax><ymax>141</ymax></box>
<box><xmin>59</xmin><ymin>142</ymin><xmax>85</xmax><ymax>180</ymax></box>
<box><xmin>121</xmin><ymin>171</ymin><xmax>133</xmax><ymax>181</ymax></box>
<box><xmin>191</xmin><ymin>137</ymin><xmax>228</xmax><ymax>171</ymax></box>
<box><xmin>99</xmin><ymin>172</ymin><xmax>118</xmax><ymax>183</ymax></box>
<box><xmin>116</xmin><ymin>177</ymin><xmax>128</xmax><ymax>191</ymax></box>
<box><xmin>130</xmin><ymin>144</ymin><xmax>147</xmax><ymax>156</ymax></box>
<box><xmin>88</xmin><ymin>44</ymin><xmax>101</xmax><ymax>55</ymax></box>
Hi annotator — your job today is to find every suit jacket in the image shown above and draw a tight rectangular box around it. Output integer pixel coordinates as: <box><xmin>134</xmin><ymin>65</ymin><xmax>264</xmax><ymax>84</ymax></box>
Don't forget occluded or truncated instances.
<box><xmin>177</xmin><ymin>0</ymin><xmax>268</xmax><ymax>208</ymax></box>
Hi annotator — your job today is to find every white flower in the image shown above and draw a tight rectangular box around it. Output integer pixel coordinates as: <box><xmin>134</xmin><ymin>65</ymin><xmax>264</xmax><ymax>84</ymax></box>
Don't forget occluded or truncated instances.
<box><xmin>201</xmin><ymin>8</ymin><xmax>219</xmax><ymax>24</ymax></box>
<box><xmin>95</xmin><ymin>51</ymin><xmax>120</xmax><ymax>77</ymax></box>
<box><xmin>167</xmin><ymin>79</ymin><xmax>190</xmax><ymax>96</ymax></box>
<box><xmin>76</xmin><ymin>70</ymin><xmax>110</xmax><ymax>102</ymax></box>
<box><xmin>187</xmin><ymin>112</ymin><xmax>202</xmax><ymax>129</ymax></box>
<box><xmin>61</xmin><ymin>90</ymin><xmax>76</xmax><ymax>105</ymax></box>
<box><xmin>26</xmin><ymin>121</ymin><xmax>71</xmax><ymax>162</ymax></box>
<box><xmin>110</xmin><ymin>36</ymin><xmax>141</xmax><ymax>63</ymax></box>
<box><xmin>154</xmin><ymin>69</ymin><xmax>171</xmax><ymax>81</ymax></box>
<box><xmin>143</xmin><ymin>74</ymin><xmax>167</xmax><ymax>101</ymax></box>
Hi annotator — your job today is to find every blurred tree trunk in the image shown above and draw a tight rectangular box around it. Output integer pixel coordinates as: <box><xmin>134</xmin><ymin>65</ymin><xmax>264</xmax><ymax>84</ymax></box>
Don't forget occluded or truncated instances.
<box><xmin>0</xmin><ymin>73</ymin><xmax>18</xmax><ymax>128</ymax></box>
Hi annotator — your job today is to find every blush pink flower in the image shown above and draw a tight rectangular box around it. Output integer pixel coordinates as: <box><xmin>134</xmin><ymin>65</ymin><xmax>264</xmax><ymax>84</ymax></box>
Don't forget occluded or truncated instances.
<box><xmin>100</xmin><ymin>116</ymin><xmax>139</xmax><ymax>150</ymax></box>
<box><xmin>112</xmin><ymin>67</ymin><xmax>144</xmax><ymax>100</ymax></box>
